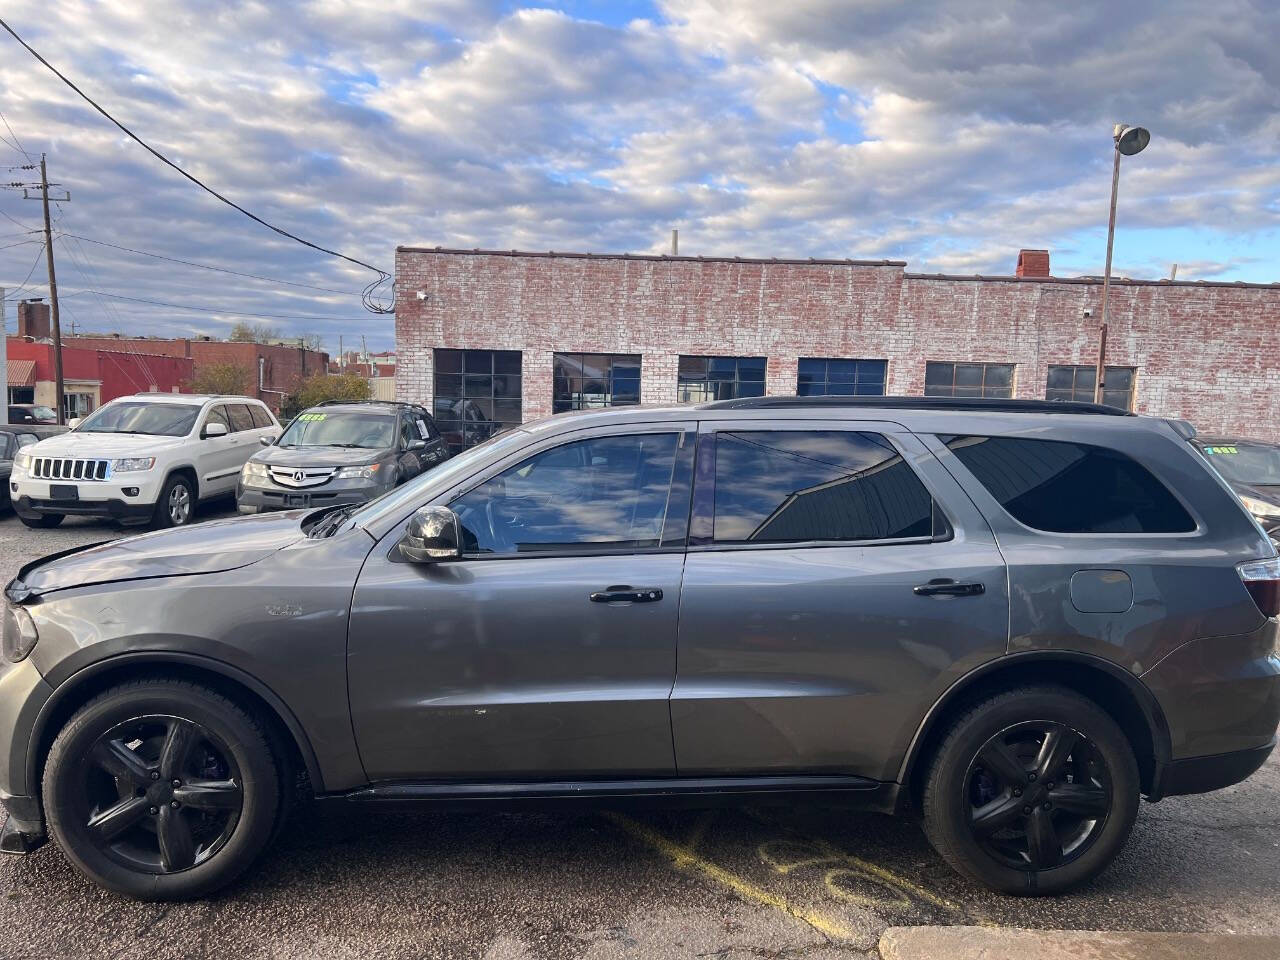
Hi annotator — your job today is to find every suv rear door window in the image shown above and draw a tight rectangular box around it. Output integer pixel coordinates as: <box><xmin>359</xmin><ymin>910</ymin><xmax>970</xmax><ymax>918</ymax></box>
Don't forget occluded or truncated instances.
<box><xmin>249</xmin><ymin>404</ymin><xmax>275</xmax><ymax>429</ymax></box>
<box><xmin>451</xmin><ymin>433</ymin><xmax>681</xmax><ymax>554</ymax></box>
<box><xmin>944</xmin><ymin>435</ymin><xmax>1195</xmax><ymax>534</ymax></box>
<box><xmin>712</xmin><ymin>430</ymin><xmax>937</xmax><ymax>543</ymax></box>
<box><xmin>226</xmin><ymin>404</ymin><xmax>256</xmax><ymax>433</ymax></box>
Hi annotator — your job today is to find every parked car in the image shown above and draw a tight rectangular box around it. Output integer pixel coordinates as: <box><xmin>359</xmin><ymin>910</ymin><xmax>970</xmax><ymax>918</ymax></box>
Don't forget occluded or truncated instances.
<box><xmin>237</xmin><ymin>401</ymin><xmax>449</xmax><ymax>513</ymax></box>
<box><xmin>8</xmin><ymin>394</ymin><xmax>279</xmax><ymax>529</ymax></box>
<box><xmin>8</xmin><ymin>404</ymin><xmax>59</xmax><ymax>425</ymax></box>
<box><xmin>1</xmin><ymin>424</ymin><xmax>69</xmax><ymax>510</ymax></box>
<box><xmin>1193</xmin><ymin>436</ymin><xmax>1280</xmax><ymax>542</ymax></box>
<box><xmin>1</xmin><ymin>396</ymin><xmax>1277</xmax><ymax>900</ymax></box>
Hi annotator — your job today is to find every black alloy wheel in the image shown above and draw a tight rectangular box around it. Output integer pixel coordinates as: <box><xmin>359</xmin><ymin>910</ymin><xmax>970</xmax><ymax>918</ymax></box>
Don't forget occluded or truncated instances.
<box><xmin>73</xmin><ymin>715</ymin><xmax>243</xmax><ymax>874</ymax></box>
<box><xmin>964</xmin><ymin>721</ymin><xmax>1112</xmax><ymax>872</ymax></box>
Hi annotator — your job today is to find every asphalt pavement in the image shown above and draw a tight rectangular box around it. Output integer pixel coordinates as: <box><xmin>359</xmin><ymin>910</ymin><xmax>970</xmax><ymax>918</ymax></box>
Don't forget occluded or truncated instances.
<box><xmin>1</xmin><ymin>507</ymin><xmax>1279</xmax><ymax>959</ymax></box>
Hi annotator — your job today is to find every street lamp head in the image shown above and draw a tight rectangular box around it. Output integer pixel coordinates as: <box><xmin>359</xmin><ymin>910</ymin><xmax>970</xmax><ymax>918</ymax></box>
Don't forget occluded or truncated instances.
<box><xmin>1113</xmin><ymin>124</ymin><xmax>1150</xmax><ymax>156</ymax></box>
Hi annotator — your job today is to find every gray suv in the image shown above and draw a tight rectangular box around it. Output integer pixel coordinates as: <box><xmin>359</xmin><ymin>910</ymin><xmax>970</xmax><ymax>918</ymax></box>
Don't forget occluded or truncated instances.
<box><xmin>2</xmin><ymin>397</ymin><xmax>1277</xmax><ymax>900</ymax></box>
<box><xmin>237</xmin><ymin>401</ymin><xmax>449</xmax><ymax>513</ymax></box>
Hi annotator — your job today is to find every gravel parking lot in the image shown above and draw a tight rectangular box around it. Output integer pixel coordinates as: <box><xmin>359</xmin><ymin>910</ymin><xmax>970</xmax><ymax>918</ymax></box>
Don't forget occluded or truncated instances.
<box><xmin>2</xmin><ymin>507</ymin><xmax>1279</xmax><ymax>959</ymax></box>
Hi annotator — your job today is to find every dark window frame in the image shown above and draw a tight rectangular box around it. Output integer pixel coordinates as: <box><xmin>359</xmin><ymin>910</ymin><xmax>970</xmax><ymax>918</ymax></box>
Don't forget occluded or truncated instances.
<box><xmin>689</xmin><ymin>428</ymin><xmax>952</xmax><ymax>551</ymax></box>
<box><xmin>1045</xmin><ymin>364</ymin><xmax>1136</xmax><ymax>411</ymax></box>
<box><xmin>924</xmin><ymin>361</ymin><xmax>1015</xmax><ymax>399</ymax></box>
<box><xmin>677</xmin><ymin>355</ymin><xmax>767</xmax><ymax>404</ymax></box>
<box><xmin>226</xmin><ymin>403</ymin><xmax>256</xmax><ymax>433</ymax></box>
<box><xmin>433</xmin><ymin>348</ymin><xmax>523</xmax><ymax>452</ymax></box>
<box><xmin>552</xmin><ymin>352</ymin><xmax>642</xmax><ymax>413</ymax></box>
<box><xmin>797</xmin><ymin>357</ymin><xmax>887</xmax><ymax>397</ymax></box>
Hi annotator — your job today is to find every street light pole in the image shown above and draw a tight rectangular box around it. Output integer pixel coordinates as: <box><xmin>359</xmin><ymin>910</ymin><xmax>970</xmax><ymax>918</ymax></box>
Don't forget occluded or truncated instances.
<box><xmin>1095</xmin><ymin>123</ymin><xmax>1150</xmax><ymax>404</ymax></box>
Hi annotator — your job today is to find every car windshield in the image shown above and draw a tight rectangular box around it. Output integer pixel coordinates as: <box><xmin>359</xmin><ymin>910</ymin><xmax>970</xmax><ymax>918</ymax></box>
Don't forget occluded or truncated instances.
<box><xmin>78</xmin><ymin>402</ymin><xmax>201</xmax><ymax>437</ymax></box>
<box><xmin>1201</xmin><ymin>442</ymin><xmax>1280</xmax><ymax>486</ymax></box>
<box><xmin>279</xmin><ymin>411</ymin><xmax>396</xmax><ymax>449</ymax></box>
<box><xmin>28</xmin><ymin>405</ymin><xmax>56</xmax><ymax>421</ymax></box>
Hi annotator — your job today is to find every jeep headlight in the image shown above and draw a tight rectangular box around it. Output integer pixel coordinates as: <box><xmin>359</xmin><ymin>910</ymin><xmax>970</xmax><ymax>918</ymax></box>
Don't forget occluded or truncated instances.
<box><xmin>241</xmin><ymin>461</ymin><xmax>269</xmax><ymax>480</ymax></box>
<box><xmin>337</xmin><ymin>463</ymin><xmax>382</xmax><ymax>480</ymax></box>
<box><xmin>112</xmin><ymin>457</ymin><xmax>155</xmax><ymax>473</ymax></box>
<box><xmin>11</xmin><ymin>449</ymin><xmax>31</xmax><ymax>476</ymax></box>
<box><xmin>2</xmin><ymin>604</ymin><xmax>38</xmax><ymax>663</ymax></box>
<box><xmin>1240</xmin><ymin>495</ymin><xmax>1280</xmax><ymax>519</ymax></box>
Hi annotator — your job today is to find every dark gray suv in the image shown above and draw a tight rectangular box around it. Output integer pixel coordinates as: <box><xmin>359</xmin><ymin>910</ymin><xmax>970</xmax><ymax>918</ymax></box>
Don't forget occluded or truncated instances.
<box><xmin>2</xmin><ymin>397</ymin><xmax>1277</xmax><ymax>900</ymax></box>
<box><xmin>236</xmin><ymin>401</ymin><xmax>449</xmax><ymax>513</ymax></box>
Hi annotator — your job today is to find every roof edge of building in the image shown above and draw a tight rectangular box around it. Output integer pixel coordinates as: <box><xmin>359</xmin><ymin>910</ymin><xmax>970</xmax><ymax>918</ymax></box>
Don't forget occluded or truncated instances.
<box><xmin>396</xmin><ymin>246</ymin><xmax>908</xmax><ymax>268</ymax></box>
<box><xmin>904</xmin><ymin>272</ymin><xmax>1280</xmax><ymax>289</ymax></box>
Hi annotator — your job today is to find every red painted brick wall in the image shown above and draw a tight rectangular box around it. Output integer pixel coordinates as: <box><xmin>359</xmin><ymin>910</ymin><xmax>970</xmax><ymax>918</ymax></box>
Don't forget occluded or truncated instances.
<box><xmin>6</xmin><ymin>338</ymin><xmax>193</xmax><ymax>404</ymax></box>
<box><xmin>394</xmin><ymin>249</ymin><xmax>1280</xmax><ymax>441</ymax></box>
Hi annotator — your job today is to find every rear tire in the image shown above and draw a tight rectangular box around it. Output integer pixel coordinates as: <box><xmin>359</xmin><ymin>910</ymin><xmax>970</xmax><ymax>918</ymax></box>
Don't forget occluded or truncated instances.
<box><xmin>43</xmin><ymin>679</ymin><xmax>281</xmax><ymax>900</ymax></box>
<box><xmin>19</xmin><ymin>512</ymin><xmax>64</xmax><ymax>528</ymax></box>
<box><xmin>921</xmin><ymin>685</ymin><xmax>1139</xmax><ymax>895</ymax></box>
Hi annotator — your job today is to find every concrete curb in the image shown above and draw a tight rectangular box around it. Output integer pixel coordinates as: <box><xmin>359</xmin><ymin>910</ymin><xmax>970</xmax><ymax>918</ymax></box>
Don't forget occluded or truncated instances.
<box><xmin>879</xmin><ymin>926</ymin><xmax>1280</xmax><ymax>960</ymax></box>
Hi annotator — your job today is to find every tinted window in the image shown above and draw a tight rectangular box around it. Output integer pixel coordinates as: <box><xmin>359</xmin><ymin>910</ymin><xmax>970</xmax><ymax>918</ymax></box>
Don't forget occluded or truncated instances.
<box><xmin>944</xmin><ymin>435</ymin><xmax>1195</xmax><ymax>533</ymax></box>
<box><xmin>713</xmin><ymin>431</ymin><xmax>936</xmax><ymax>543</ymax></box>
<box><xmin>204</xmin><ymin>405</ymin><xmax>231</xmax><ymax>434</ymax></box>
<box><xmin>797</xmin><ymin>358</ymin><xmax>887</xmax><ymax>396</ymax></box>
<box><xmin>451</xmin><ymin>433</ymin><xmax>679</xmax><ymax>554</ymax></box>
<box><xmin>227</xmin><ymin>404</ymin><xmax>256</xmax><ymax>433</ymax></box>
<box><xmin>434</xmin><ymin>349</ymin><xmax>522</xmax><ymax>452</ymax></box>
<box><xmin>249</xmin><ymin>404</ymin><xmax>275</xmax><ymax>429</ymax></box>
<box><xmin>677</xmin><ymin>356</ymin><xmax>766</xmax><ymax>403</ymax></box>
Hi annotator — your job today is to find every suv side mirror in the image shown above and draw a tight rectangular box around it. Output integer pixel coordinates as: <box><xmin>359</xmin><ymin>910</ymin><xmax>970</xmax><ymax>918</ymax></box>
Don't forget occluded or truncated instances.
<box><xmin>410</xmin><ymin>439</ymin><xmax>427</xmax><ymax>451</ymax></box>
<box><xmin>259</xmin><ymin>435</ymin><xmax>274</xmax><ymax>446</ymax></box>
<box><xmin>399</xmin><ymin>505</ymin><xmax>462</xmax><ymax>563</ymax></box>
<box><xmin>203</xmin><ymin>422</ymin><xmax>229</xmax><ymax>439</ymax></box>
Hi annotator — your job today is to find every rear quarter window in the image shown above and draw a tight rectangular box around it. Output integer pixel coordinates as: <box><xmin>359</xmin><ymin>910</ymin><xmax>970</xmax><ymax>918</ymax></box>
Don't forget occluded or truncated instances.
<box><xmin>943</xmin><ymin>435</ymin><xmax>1195</xmax><ymax>534</ymax></box>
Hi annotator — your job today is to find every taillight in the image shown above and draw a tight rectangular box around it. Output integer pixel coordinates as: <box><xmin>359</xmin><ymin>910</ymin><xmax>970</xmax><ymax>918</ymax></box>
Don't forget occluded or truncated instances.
<box><xmin>1238</xmin><ymin>558</ymin><xmax>1280</xmax><ymax>618</ymax></box>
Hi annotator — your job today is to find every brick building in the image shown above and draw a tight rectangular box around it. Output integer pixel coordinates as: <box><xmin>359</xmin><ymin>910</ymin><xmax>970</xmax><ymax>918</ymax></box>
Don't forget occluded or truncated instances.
<box><xmin>394</xmin><ymin>246</ymin><xmax>1280</xmax><ymax>449</ymax></box>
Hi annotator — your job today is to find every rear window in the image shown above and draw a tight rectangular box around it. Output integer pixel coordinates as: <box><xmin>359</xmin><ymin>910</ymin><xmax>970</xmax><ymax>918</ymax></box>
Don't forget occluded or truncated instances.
<box><xmin>712</xmin><ymin>430</ymin><xmax>939</xmax><ymax>543</ymax></box>
<box><xmin>227</xmin><ymin>404</ymin><xmax>256</xmax><ymax>432</ymax></box>
<box><xmin>943</xmin><ymin>436</ymin><xmax>1195</xmax><ymax>534</ymax></box>
<box><xmin>249</xmin><ymin>404</ymin><xmax>275</xmax><ymax>429</ymax></box>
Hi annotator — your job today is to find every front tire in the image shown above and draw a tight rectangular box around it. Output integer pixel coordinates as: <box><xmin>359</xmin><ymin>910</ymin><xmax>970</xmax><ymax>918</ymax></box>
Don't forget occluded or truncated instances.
<box><xmin>153</xmin><ymin>473</ymin><xmax>195</xmax><ymax>528</ymax></box>
<box><xmin>19</xmin><ymin>512</ymin><xmax>64</xmax><ymax>528</ymax></box>
<box><xmin>43</xmin><ymin>679</ymin><xmax>281</xmax><ymax>900</ymax></box>
<box><xmin>921</xmin><ymin>685</ymin><xmax>1139</xmax><ymax>895</ymax></box>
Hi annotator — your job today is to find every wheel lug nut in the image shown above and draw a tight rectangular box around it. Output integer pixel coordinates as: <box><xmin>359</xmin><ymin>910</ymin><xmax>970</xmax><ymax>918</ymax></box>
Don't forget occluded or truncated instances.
<box><xmin>1027</xmin><ymin>773</ymin><xmax>1037</xmax><ymax>782</ymax></box>
<box><xmin>150</xmin><ymin>771</ymin><xmax>160</xmax><ymax>780</ymax></box>
<box><xmin>1012</xmin><ymin>788</ymin><xmax>1022</xmax><ymax>797</ymax></box>
<box><xmin>1022</xmin><ymin>806</ymin><xmax>1031</xmax><ymax>814</ymax></box>
<box><xmin>149</xmin><ymin>806</ymin><xmax>158</xmax><ymax>815</ymax></box>
<box><xmin>171</xmin><ymin>779</ymin><xmax>181</xmax><ymax>787</ymax></box>
<box><xmin>170</xmin><ymin>801</ymin><xmax>180</xmax><ymax>809</ymax></box>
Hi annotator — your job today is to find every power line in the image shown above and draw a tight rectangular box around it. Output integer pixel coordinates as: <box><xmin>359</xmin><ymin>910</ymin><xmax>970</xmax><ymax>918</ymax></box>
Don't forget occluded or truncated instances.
<box><xmin>4</xmin><ymin>239</ymin><xmax>46</xmax><ymax>298</ymax></box>
<box><xmin>61</xmin><ymin>288</ymin><xmax>377</xmax><ymax>322</ymax></box>
<box><xmin>0</xmin><ymin>16</ymin><xmax>392</xmax><ymax>313</ymax></box>
<box><xmin>0</xmin><ymin>106</ymin><xmax>32</xmax><ymax>162</ymax></box>
<box><xmin>58</xmin><ymin>232</ymin><xmax>364</xmax><ymax>297</ymax></box>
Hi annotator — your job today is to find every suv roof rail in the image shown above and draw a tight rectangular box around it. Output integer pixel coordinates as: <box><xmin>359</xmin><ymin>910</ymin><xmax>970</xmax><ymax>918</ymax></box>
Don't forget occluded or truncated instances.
<box><xmin>702</xmin><ymin>395</ymin><xmax>1136</xmax><ymax>416</ymax></box>
<box><xmin>313</xmin><ymin>399</ymin><xmax>418</xmax><ymax>409</ymax></box>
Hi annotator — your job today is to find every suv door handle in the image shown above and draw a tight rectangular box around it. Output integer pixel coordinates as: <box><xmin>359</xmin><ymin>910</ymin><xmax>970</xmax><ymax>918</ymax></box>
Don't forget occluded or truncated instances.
<box><xmin>590</xmin><ymin>586</ymin><xmax>663</xmax><ymax>604</ymax></box>
<box><xmin>913</xmin><ymin>579</ymin><xmax>985</xmax><ymax>597</ymax></box>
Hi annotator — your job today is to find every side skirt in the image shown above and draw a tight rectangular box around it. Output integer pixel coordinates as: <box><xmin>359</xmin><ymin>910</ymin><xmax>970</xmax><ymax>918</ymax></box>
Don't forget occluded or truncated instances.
<box><xmin>320</xmin><ymin>775</ymin><xmax>900</xmax><ymax>814</ymax></box>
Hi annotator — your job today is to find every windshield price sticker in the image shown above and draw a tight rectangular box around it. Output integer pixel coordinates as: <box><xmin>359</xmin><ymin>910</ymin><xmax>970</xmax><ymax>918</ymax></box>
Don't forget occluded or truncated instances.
<box><xmin>297</xmin><ymin>413</ymin><xmax>327</xmax><ymax>422</ymax></box>
<box><xmin>1204</xmin><ymin>446</ymin><xmax>1239</xmax><ymax>455</ymax></box>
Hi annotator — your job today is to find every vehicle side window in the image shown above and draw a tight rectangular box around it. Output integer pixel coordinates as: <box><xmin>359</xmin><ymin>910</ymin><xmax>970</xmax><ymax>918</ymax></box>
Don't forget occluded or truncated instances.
<box><xmin>227</xmin><ymin>404</ymin><xmax>256</xmax><ymax>433</ymax></box>
<box><xmin>451</xmin><ymin>433</ymin><xmax>680</xmax><ymax>555</ymax></box>
<box><xmin>943</xmin><ymin>435</ymin><xmax>1196</xmax><ymax>534</ymax></box>
<box><xmin>0</xmin><ymin>435</ymin><xmax>11</xmax><ymax>458</ymax></box>
<box><xmin>203</xmin><ymin>405</ymin><xmax>232</xmax><ymax>434</ymax></box>
<box><xmin>249</xmin><ymin>404</ymin><xmax>275</xmax><ymax>429</ymax></box>
<box><xmin>17</xmin><ymin>433</ymin><xmax>37</xmax><ymax>448</ymax></box>
<box><xmin>399</xmin><ymin>416</ymin><xmax>416</xmax><ymax>448</ymax></box>
<box><xmin>712</xmin><ymin>430</ymin><xmax>937</xmax><ymax>543</ymax></box>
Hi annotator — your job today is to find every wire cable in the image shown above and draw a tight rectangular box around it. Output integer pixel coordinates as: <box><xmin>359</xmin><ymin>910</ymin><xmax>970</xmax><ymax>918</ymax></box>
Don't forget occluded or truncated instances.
<box><xmin>4</xmin><ymin>239</ymin><xmax>46</xmax><ymax>298</ymax></box>
<box><xmin>61</xmin><ymin>288</ymin><xmax>379</xmax><ymax>322</ymax></box>
<box><xmin>0</xmin><ymin>15</ymin><xmax>393</xmax><ymax>313</ymax></box>
<box><xmin>0</xmin><ymin>106</ymin><xmax>32</xmax><ymax>162</ymax></box>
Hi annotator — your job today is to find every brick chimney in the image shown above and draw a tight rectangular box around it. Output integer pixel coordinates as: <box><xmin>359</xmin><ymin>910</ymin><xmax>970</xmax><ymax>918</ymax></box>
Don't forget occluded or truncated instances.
<box><xmin>1016</xmin><ymin>249</ymin><xmax>1050</xmax><ymax>278</ymax></box>
<box><xmin>17</xmin><ymin>299</ymin><xmax>50</xmax><ymax>339</ymax></box>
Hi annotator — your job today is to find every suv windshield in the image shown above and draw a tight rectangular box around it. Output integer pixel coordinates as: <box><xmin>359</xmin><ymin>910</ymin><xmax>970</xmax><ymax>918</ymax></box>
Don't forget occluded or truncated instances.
<box><xmin>78</xmin><ymin>402</ymin><xmax>201</xmax><ymax>437</ymax></box>
<box><xmin>1202</xmin><ymin>442</ymin><xmax>1280</xmax><ymax>486</ymax></box>
<box><xmin>279</xmin><ymin>411</ymin><xmax>396</xmax><ymax>449</ymax></box>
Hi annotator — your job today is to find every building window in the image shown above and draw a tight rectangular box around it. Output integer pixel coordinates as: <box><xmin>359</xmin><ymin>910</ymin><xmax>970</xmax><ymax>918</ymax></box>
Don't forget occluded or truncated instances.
<box><xmin>433</xmin><ymin>349</ymin><xmax>522</xmax><ymax>452</ymax></box>
<box><xmin>552</xmin><ymin>353</ymin><xmax>641</xmax><ymax>413</ymax></box>
<box><xmin>1046</xmin><ymin>365</ymin><xmax>1136</xmax><ymax>411</ymax></box>
<box><xmin>62</xmin><ymin>392</ymin><xmax>94</xmax><ymax>421</ymax></box>
<box><xmin>677</xmin><ymin>356</ymin><xmax>766</xmax><ymax>403</ymax></box>
<box><xmin>924</xmin><ymin>362</ymin><xmax>1014</xmax><ymax>399</ymax></box>
<box><xmin>797</xmin><ymin>358</ymin><xmax>887</xmax><ymax>396</ymax></box>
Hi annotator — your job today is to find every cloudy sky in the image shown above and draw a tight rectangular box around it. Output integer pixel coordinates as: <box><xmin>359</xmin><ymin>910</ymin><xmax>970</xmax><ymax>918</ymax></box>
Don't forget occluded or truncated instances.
<box><xmin>1</xmin><ymin>0</ymin><xmax>1276</xmax><ymax>352</ymax></box>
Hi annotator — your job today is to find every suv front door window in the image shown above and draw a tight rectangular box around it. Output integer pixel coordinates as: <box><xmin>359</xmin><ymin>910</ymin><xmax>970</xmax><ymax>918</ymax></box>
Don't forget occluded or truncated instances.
<box><xmin>348</xmin><ymin>426</ymin><xmax>695</xmax><ymax>780</ymax></box>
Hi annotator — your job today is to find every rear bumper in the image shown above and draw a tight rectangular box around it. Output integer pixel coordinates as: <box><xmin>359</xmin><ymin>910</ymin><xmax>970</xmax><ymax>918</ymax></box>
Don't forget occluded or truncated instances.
<box><xmin>1153</xmin><ymin>739</ymin><xmax>1274</xmax><ymax>798</ymax></box>
<box><xmin>12</xmin><ymin>494</ymin><xmax>154</xmax><ymax>524</ymax></box>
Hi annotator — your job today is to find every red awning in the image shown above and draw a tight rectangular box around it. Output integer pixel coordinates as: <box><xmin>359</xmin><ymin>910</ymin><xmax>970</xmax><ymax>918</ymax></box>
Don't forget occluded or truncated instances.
<box><xmin>5</xmin><ymin>359</ymin><xmax>35</xmax><ymax>388</ymax></box>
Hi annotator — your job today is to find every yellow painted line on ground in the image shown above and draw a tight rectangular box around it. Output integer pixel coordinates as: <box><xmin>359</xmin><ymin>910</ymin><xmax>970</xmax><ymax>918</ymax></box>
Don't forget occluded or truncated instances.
<box><xmin>605</xmin><ymin>812</ymin><xmax>856</xmax><ymax>942</ymax></box>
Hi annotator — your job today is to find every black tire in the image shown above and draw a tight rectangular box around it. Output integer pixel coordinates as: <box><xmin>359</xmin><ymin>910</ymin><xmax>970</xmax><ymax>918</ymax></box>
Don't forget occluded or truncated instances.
<box><xmin>43</xmin><ymin>678</ymin><xmax>281</xmax><ymax>900</ymax></box>
<box><xmin>152</xmin><ymin>473</ymin><xmax>196</xmax><ymax>529</ymax></box>
<box><xmin>18</xmin><ymin>512</ymin><xmax>64</xmax><ymax>528</ymax></box>
<box><xmin>921</xmin><ymin>685</ymin><xmax>1139</xmax><ymax>896</ymax></box>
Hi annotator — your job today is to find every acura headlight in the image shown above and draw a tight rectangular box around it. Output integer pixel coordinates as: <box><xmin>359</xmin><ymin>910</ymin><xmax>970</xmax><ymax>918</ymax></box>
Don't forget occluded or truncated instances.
<box><xmin>1241</xmin><ymin>495</ymin><xmax>1280</xmax><ymax>519</ymax></box>
<box><xmin>112</xmin><ymin>457</ymin><xmax>155</xmax><ymax>473</ymax></box>
<box><xmin>242</xmin><ymin>461</ymin><xmax>269</xmax><ymax>479</ymax></box>
<box><xmin>2</xmin><ymin>604</ymin><xmax>38</xmax><ymax>663</ymax></box>
<box><xmin>337</xmin><ymin>463</ymin><xmax>382</xmax><ymax>480</ymax></box>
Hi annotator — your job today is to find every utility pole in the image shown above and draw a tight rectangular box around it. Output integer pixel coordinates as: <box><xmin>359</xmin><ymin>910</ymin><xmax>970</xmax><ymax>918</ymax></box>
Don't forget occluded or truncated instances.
<box><xmin>22</xmin><ymin>154</ymin><xmax>70</xmax><ymax>422</ymax></box>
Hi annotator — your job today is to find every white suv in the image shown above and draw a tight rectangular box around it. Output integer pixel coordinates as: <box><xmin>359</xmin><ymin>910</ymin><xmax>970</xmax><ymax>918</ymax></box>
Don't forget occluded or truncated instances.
<box><xmin>8</xmin><ymin>394</ymin><xmax>280</xmax><ymax>529</ymax></box>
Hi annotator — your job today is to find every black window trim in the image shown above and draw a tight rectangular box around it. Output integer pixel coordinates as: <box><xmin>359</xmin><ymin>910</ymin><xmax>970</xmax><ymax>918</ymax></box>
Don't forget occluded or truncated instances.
<box><xmin>552</xmin><ymin>351</ymin><xmax>643</xmax><ymax>412</ymax></box>
<box><xmin>385</xmin><ymin>421</ymin><xmax>699</xmax><ymax>563</ymax></box>
<box><xmin>932</xmin><ymin>432</ymin><xmax>1204</xmax><ymax>539</ymax></box>
<box><xmin>688</xmin><ymin>420</ymin><xmax>955</xmax><ymax>553</ymax></box>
